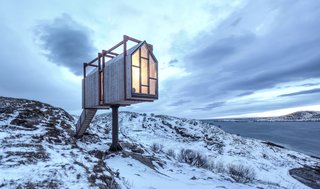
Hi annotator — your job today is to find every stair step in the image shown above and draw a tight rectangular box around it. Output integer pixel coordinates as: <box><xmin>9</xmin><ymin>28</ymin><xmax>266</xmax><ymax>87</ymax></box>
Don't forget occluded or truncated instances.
<box><xmin>75</xmin><ymin>109</ymin><xmax>97</xmax><ymax>137</ymax></box>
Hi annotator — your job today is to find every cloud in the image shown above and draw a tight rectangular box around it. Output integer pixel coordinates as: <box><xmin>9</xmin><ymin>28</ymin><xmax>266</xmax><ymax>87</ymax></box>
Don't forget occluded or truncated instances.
<box><xmin>35</xmin><ymin>14</ymin><xmax>96</xmax><ymax>75</ymax></box>
<box><xmin>168</xmin><ymin>99</ymin><xmax>190</xmax><ymax>106</ymax></box>
<box><xmin>0</xmin><ymin>19</ymin><xmax>82</xmax><ymax>111</ymax></box>
<box><xmin>185</xmin><ymin>33</ymin><xmax>255</xmax><ymax>70</ymax></box>
<box><xmin>168</xmin><ymin>59</ymin><xmax>178</xmax><ymax>66</ymax></box>
<box><xmin>163</xmin><ymin>0</ymin><xmax>320</xmax><ymax>117</ymax></box>
<box><xmin>193</xmin><ymin>101</ymin><xmax>225</xmax><ymax>111</ymax></box>
<box><xmin>279</xmin><ymin>88</ymin><xmax>320</xmax><ymax>97</ymax></box>
<box><xmin>299</xmin><ymin>83</ymin><xmax>320</xmax><ymax>87</ymax></box>
<box><xmin>237</xmin><ymin>91</ymin><xmax>254</xmax><ymax>97</ymax></box>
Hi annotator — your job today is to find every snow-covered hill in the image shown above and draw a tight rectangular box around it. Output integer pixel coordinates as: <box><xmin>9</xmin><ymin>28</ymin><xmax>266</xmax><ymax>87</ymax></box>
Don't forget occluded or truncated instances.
<box><xmin>0</xmin><ymin>96</ymin><xmax>319</xmax><ymax>189</ymax></box>
<box><xmin>212</xmin><ymin>111</ymin><xmax>320</xmax><ymax>122</ymax></box>
<box><xmin>271</xmin><ymin>111</ymin><xmax>320</xmax><ymax>121</ymax></box>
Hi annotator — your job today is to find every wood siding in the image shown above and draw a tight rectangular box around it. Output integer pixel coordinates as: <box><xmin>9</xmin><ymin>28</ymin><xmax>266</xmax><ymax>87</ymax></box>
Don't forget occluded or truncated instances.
<box><xmin>104</xmin><ymin>55</ymin><xmax>125</xmax><ymax>104</ymax></box>
<box><xmin>84</xmin><ymin>70</ymin><xmax>99</xmax><ymax>108</ymax></box>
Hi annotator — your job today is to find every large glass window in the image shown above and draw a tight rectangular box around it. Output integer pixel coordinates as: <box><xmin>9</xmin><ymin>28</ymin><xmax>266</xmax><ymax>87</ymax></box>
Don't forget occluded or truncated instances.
<box><xmin>132</xmin><ymin>66</ymin><xmax>140</xmax><ymax>93</ymax></box>
<box><xmin>149</xmin><ymin>79</ymin><xmax>156</xmax><ymax>95</ymax></box>
<box><xmin>141</xmin><ymin>44</ymin><xmax>148</xmax><ymax>58</ymax></box>
<box><xmin>149</xmin><ymin>54</ymin><xmax>157</xmax><ymax>78</ymax></box>
<box><xmin>131</xmin><ymin>43</ymin><xmax>157</xmax><ymax>96</ymax></box>
<box><xmin>141</xmin><ymin>59</ymin><xmax>148</xmax><ymax>85</ymax></box>
<box><xmin>132</xmin><ymin>50</ymin><xmax>140</xmax><ymax>67</ymax></box>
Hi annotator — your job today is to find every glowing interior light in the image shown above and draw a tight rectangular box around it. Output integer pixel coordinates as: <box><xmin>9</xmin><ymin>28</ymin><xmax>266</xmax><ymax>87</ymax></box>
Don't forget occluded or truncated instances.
<box><xmin>132</xmin><ymin>67</ymin><xmax>140</xmax><ymax>93</ymax></box>
<box><xmin>150</xmin><ymin>79</ymin><xmax>156</xmax><ymax>95</ymax></box>
<box><xmin>141</xmin><ymin>44</ymin><xmax>148</xmax><ymax>58</ymax></box>
<box><xmin>141</xmin><ymin>59</ymin><xmax>148</xmax><ymax>85</ymax></box>
<box><xmin>131</xmin><ymin>43</ymin><xmax>157</xmax><ymax>96</ymax></box>
<box><xmin>149</xmin><ymin>55</ymin><xmax>157</xmax><ymax>78</ymax></box>
<box><xmin>132</xmin><ymin>50</ymin><xmax>139</xmax><ymax>67</ymax></box>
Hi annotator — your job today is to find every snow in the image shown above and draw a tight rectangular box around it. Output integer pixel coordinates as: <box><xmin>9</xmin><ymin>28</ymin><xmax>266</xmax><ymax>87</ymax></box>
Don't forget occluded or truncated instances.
<box><xmin>89</xmin><ymin>112</ymin><xmax>318</xmax><ymax>189</ymax></box>
<box><xmin>107</xmin><ymin>155</ymin><xmax>250</xmax><ymax>189</ymax></box>
<box><xmin>0</xmin><ymin>97</ymin><xmax>319</xmax><ymax>188</ymax></box>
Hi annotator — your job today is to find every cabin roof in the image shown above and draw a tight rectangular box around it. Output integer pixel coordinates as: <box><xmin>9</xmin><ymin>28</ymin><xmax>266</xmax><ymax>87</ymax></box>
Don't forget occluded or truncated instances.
<box><xmin>106</xmin><ymin>41</ymin><xmax>158</xmax><ymax>65</ymax></box>
<box><xmin>87</xmin><ymin>41</ymin><xmax>157</xmax><ymax>76</ymax></box>
<box><xmin>130</xmin><ymin>41</ymin><xmax>158</xmax><ymax>63</ymax></box>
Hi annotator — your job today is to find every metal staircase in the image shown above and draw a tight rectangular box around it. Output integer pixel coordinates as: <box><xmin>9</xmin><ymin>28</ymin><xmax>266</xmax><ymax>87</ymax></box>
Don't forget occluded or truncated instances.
<box><xmin>75</xmin><ymin>109</ymin><xmax>97</xmax><ymax>137</ymax></box>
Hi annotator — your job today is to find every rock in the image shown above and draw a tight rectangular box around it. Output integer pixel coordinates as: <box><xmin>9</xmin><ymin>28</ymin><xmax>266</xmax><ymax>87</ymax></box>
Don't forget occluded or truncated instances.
<box><xmin>289</xmin><ymin>165</ymin><xmax>320</xmax><ymax>189</ymax></box>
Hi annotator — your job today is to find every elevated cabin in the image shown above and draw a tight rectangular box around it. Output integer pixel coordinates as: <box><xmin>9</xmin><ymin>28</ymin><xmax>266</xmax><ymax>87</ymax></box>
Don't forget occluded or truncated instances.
<box><xmin>76</xmin><ymin>36</ymin><xmax>158</xmax><ymax>144</ymax></box>
<box><xmin>83</xmin><ymin>41</ymin><xmax>158</xmax><ymax>108</ymax></box>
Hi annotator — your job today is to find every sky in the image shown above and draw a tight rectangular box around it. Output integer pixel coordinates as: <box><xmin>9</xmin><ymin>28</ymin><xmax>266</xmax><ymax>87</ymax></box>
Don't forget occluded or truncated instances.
<box><xmin>1</xmin><ymin>0</ymin><xmax>320</xmax><ymax>119</ymax></box>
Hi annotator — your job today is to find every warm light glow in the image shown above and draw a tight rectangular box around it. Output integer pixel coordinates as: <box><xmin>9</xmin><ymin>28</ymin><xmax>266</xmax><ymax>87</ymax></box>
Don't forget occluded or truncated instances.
<box><xmin>149</xmin><ymin>54</ymin><xmax>157</xmax><ymax>78</ymax></box>
<box><xmin>132</xmin><ymin>50</ymin><xmax>140</xmax><ymax>67</ymax></box>
<box><xmin>141</xmin><ymin>86</ymin><xmax>148</xmax><ymax>94</ymax></box>
<box><xmin>150</xmin><ymin>79</ymin><xmax>156</xmax><ymax>95</ymax></box>
<box><xmin>141</xmin><ymin>44</ymin><xmax>148</xmax><ymax>58</ymax></box>
<box><xmin>132</xmin><ymin>67</ymin><xmax>140</xmax><ymax>93</ymax></box>
<box><xmin>131</xmin><ymin>43</ymin><xmax>158</xmax><ymax>96</ymax></box>
<box><xmin>141</xmin><ymin>59</ymin><xmax>148</xmax><ymax>85</ymax></box>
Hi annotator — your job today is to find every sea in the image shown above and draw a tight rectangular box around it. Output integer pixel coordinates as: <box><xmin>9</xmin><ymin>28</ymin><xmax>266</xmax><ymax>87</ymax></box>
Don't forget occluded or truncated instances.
<box><xmin>203</xmin><ymin>121</ymin><xmax>320</xmax><ymax>157</ymax></box>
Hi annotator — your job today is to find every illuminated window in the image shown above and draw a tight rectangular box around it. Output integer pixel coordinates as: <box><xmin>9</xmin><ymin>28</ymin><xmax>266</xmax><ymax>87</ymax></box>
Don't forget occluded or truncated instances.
<box><xmin>149</xmin><ymin>79</ymin><xmax>156</xmax><ymax>95</ymax></box>
<box><xmin>132</xmin><ymin>67</ymin><xmax>140</xmax><ymax>93</ymax></box>
<box><xmin>132</xmin><ymin>50</ymin><xmax>140</xmax><ymax>67</ymax></box>
<box><xmin>131</xmin><ymin>42</ymin><xmax>157</xmax><ymax>96</ymax></box>
<box><xmin>149</xmin><ymin>55</ymin><xmax>157</xmax><ymax>78</ymax></box>
<box><xmin>141</xmin><ymin>86</ymin><xmax>148</xmax><ymax>94</ymax></box>
<box><xmin>141</xmin><ymin>59</ymin><xmax>148</xmax><ymax>85</ymax></box>
<box><xmin>141</xmin><ymin>44</ymin><xmax>148</xmax><ymax>58</ymax></box>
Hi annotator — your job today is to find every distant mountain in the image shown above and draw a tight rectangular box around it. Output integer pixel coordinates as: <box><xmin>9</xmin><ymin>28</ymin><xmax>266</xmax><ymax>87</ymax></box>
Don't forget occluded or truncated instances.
<box><xmin>0</xmin><ymin>96</ymin><xmax>319</xmax><ymax>188</ymax></box>
<box><xmin>277</xmin><ymin>111</ymin><xmax>320</xmax><ymax>121</ymax></box>
<box><xmin>212</xmin><ymin>111</ymin><xmax>320</xmax><ymax>122</ymax></box>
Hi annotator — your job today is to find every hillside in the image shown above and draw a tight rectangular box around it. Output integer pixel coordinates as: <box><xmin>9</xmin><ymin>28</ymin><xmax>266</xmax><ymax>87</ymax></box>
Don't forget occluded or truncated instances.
<box><xmin>212</xmin><ymin>111</ymin><xmax>320</xmax><ymax>122</ymax></box>
<box><xmin>0</xmin><ymin>96</ymin><xmax>319</xmax><ymax>189</ymax></box>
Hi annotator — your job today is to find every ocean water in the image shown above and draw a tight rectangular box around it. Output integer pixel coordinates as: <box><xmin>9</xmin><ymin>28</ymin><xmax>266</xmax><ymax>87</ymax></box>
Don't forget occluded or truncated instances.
<box><xmin>204</xmin><ymin>121</ymin><xmax>320</xmax><ymax>157</ymax></box>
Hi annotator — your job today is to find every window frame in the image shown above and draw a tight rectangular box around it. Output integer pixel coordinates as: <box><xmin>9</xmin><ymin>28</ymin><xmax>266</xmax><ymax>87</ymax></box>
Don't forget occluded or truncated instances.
<box><xmin>131</xmin><ymin>43</ymin><xmax>158</xmax><ymax>98</ymax></box>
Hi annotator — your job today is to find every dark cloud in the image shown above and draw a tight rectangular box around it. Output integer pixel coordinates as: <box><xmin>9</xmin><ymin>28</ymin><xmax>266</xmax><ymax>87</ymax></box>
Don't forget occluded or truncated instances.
<box><xmin>186</xmin><ymin>33</ymin><xmax>255</xmax><ymax>70</ymax></box>
<box><xmin>230</xmin><ymin>17</ymin><xmax>242</xmax><ymax>27</ymax></box>
<box><xmin>168</xmin><ymin>99</ymin><xmax>190</xmax><ymax>106</ymax></box>
<box><xmin>0</xmin><ymin>20</ymin><xmax>81</xmax><ymax>111</ymax></box>
<box><xmin>35</xmin><ymin>14</ymin><xmax>96</xmax><ymax>75</ymax></box>
<box><xmin>193</xmin><ymin>101</ymin><xmax>225</xmax><ymax>111</ymax></box>
<box><xmin>166</xmin><ymin>0</ymin><xmax>320</xmax><ymax>117</ymax></box>
<box><xmin>168</xmin><ymin>59</ymin><xmax>178</xmax><ymax>66</ymax></box>
<box><xmin>279</xmin><ymin>88</ymin><xmax>320</xmax><ymax>97</ymax></box>
<box><xmin>299</xmin><ymin>83</ymin><xmax>320</xmax><ymax>87</ymax></box>
<box><xmin>237</xmin><ymin>91</ymin><xmax>254</xmax><ymax>97</ymax></box>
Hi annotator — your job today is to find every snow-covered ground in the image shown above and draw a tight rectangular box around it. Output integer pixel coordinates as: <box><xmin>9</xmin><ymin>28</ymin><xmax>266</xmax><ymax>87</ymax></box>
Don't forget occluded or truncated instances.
<box><xmin>0</xmin><ymin>96</ymin><xmax>319</xmax><ymax>188</ymax></box>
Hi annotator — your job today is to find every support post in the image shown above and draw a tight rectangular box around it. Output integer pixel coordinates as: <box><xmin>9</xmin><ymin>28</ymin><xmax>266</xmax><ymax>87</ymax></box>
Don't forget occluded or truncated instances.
<box><xmin>109</xmin><ymin>105</ymin><xmax>123</xmax><ymax>152</ymax></box>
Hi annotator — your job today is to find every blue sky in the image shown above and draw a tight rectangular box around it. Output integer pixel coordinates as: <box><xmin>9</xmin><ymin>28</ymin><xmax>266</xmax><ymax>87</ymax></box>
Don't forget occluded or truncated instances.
<box><xmin>1</xmin><ymin>0</ymin><xmax>320</xmax><ymax>118</ymax></box>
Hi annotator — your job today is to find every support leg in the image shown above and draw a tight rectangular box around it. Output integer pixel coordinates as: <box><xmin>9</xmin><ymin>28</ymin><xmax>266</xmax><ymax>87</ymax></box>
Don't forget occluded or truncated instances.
<box><xmin>109</xmin><ymin>105</ymin><xmax>123</xmax><ymax>152</ymax></box>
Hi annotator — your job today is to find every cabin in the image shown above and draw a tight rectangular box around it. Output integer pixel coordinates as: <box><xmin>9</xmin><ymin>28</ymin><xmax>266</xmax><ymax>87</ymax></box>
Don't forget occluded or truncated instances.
<box><xmin>83</xmin><ymin>40</ymin><xmax>158</xmax><ymax>108</ymax></box>
<box><xmin>76</xmin><ymin>36</ymin><xmax>158</xmax><ymax>151</ymax></box>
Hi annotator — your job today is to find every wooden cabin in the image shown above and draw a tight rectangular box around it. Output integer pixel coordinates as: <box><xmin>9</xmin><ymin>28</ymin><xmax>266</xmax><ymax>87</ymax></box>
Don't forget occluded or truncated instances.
<box><xmin>83</xmin><ymin>40</ymin><xmax>158</xmax><ymax>108</ymax></box>
<box><xmin>76</xmin><ymin>36</ymin><xmax>158</xmax><ymax>140</ymax></box>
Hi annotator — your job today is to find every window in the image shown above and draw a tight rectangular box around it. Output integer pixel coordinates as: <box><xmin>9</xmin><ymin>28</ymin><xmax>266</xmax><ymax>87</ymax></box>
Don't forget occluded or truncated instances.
<box><xmin>149</xmin><ymin>79</ymin><xmax>156</xmax><ymax>95</ymax></box>
<box><xmin>132</xmin><ymin>66</ymin><xmax>140</xmax><ymax>93</ymax></box>
<box><xmin>132</xmin><ymin>50</ymin><xmax>139</xmax><ymax>67</ymax></box>
<box><xmin>141</xmin><ymin>44</ymin><xmax>148</xmax><ymax>58</ymax></box>
<box><xmin>141</xmin><ymin>59</ymin><xmax>148</xmax><ymax>85</ymax></box>
<box><xmin>149</xmin><ymin>54</ymin><xmax>157</xmax><ymax>78</ymax></box>
<box><xmin>131</xmin><ymin>43</ymin><xmax>157</xmax><ymax>96</ymax></box>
